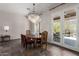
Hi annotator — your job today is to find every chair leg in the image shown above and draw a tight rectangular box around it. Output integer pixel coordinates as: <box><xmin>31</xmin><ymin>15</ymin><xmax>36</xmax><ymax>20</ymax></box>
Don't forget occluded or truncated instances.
<box><xmin>21</xmin><ymin>42</ymin><xmax>23</xmax><ymax>47</ymax></box>
<box><xmin>40</xmin><ymin>42</ymin><xmax>43</xmax><ymax>49</ymax></box>
<box><xmin>25</xmin><ymin>44</ymin><xmax>27</xmax><ymax>48</ymax></box>
<box><xmin>33</xmin><ymin>43</ymin><xmax>35</xmax><ymax>48</ymax></box>
<box><xmin>46</xmin><ymin>43</ymin><xmax>47</xmax><ymax>49</ymax></box>
<box><xmin>22</xmin><ymin>43</ymin><xmax>26</xmax><ymax>48</ymax></box>
<box><xmin>40</xmin><ymin>44</ymin><xmax>43</xmax><ymax>52</ymax></box>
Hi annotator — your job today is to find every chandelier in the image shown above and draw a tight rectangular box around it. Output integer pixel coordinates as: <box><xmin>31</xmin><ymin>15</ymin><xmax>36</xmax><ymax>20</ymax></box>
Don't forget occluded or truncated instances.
<box><xmin>27</xmin><ymin>3</ymin><xmax>40</xmax><ymax>23</ymax></box>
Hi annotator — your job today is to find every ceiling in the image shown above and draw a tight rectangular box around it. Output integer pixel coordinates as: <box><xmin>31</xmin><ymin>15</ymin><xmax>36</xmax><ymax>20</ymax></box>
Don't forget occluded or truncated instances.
<box><xmin>0</xmin><ymin>3</ymin><xmax>60</xmax><ymax>15</ymax></box>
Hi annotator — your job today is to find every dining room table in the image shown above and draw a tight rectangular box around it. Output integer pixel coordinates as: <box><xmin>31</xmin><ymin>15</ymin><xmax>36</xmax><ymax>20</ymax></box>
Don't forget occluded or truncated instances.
<box><xmin>27</xmin><ymin>35</ymin><xmax>42</xmax><ymax>48</ymax></box>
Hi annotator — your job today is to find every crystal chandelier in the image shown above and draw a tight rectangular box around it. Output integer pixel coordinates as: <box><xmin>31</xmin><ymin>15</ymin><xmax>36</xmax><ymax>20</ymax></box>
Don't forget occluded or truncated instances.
<box><xmin>28</xmin><ymin>3</ymin><xmax>40</xmax><ymax>23</ymax></box>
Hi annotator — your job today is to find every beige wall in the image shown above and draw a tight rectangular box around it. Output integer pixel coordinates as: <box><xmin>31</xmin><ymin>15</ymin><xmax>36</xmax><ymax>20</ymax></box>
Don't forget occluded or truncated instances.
<box><xmin>40</xmin><ymin>12</ymin><xmax>52</xmax><ymax>42</ymax></box>
<box><xmin>0</xmin><ymin>10</ymin><xmax>30</xmax><ymax>39</ymax></box>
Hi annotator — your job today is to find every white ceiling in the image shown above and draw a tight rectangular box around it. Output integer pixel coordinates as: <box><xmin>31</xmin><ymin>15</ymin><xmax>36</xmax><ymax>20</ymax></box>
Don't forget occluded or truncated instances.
<box><xmin>0</xmin><ymin>3</ymin><xmax>60</xmax><ymax>15</ymax></box>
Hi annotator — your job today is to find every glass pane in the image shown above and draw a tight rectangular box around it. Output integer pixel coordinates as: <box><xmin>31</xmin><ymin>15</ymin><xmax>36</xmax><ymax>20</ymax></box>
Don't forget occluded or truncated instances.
<box><xmin>53</xmin><ymin>18</ymin><xmax>61</xmax><ymax>42</ymax></box>
<box><xmin>63</xmin><ymin>18</ymin><xmax>77</xmax><ymax>47</ymax></box>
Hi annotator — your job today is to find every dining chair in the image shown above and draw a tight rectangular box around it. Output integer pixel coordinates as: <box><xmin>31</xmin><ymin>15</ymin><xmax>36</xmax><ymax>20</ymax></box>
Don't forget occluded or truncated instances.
<box><xmin>26</xmin><ymin>30</ymin><xmax>31</xmax><ymax>36</ymax></box>
<box><xmin>21</xmin><ymin>34</ymin><xmax>35</xmax><ymax>48</ymax></box>
<box><xmin>36</xmin><ymin>33</ymin><xmax>42</xmax><ymax>47</ymax></box>
<box><xmin>25</xmin><ymin>36</ymin><xmax>35</xmax><ymax>48</ymax></box>
<box><xmin>41</xmin><ymin>31</ymin><xmax>48</xmax><ymax>50</ymax></box>
<box><xmin>21</xmin><ymin>34</ymin><xmax>26</xmax><ymax>48</ymax></box>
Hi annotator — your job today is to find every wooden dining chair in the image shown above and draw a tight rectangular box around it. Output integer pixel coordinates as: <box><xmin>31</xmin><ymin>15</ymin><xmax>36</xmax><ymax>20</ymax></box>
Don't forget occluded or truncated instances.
<box><xmin>41</xmin><ymin>31</ymin><xmax>48</xmax><ymax>50</ymax></box>
<box><xmin>21</xmin><ymin>34</ymin><xmax>35</xmax><ymax>48</ymax></box>
<box><xmin>36</xmin><ymin>33</ymin><xmax>42</xmax><ymax>47</ymax></box>
<box><xmin>21</xmin><ymin>34</ymin><xmax>26</xmax><ymax>48</ymax></box>
<box><xmin>25</xmin><ymin>36</ymin><xmax>35</xmax><ymax>48</ymax></box>
<box><xmin>26</xmin><ymin>30</ymin><xmax>31</xmax><ymax>36</ymax></box>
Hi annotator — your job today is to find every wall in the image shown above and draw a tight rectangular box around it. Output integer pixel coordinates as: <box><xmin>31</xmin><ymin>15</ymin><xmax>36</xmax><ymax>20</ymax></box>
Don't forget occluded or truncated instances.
<box><xmin>40</xmin><ymin>4</ymin><xmax>78</xmax><ymax>43</ymax></box>
<box><xmin>0</xmin><ymin>10</ymin><xmax>30</xmax><ymax>39</ymax></box>
<box><xmin>40</xmin><ymin>12</ymin><xmax>52</xmax><ymax>42</ymax></box>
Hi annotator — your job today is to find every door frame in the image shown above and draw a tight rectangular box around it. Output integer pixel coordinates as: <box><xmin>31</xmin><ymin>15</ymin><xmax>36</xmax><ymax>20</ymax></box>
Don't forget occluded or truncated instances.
<box><xmin>50</xmin><ymin>7</ymin><xmax>79</xmax><ymax>52</ymax></box>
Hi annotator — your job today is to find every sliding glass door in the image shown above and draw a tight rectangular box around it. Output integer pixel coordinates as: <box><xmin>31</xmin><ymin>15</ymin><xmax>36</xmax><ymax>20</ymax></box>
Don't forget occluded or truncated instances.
<box><xmin>63</xmin><ymin>10</ymin><xmax>77</xmax><ymax>47</ymax></box>
<box><xmin>63</xmin><ymin>17</ymin><xmax>77</xmax><ymax>47</ymax></box>
<box><xmin>52</xmin><ymin>9</ymin><xmax>78</xmax><ymax>50</ymax></box>
<box><xmin>53</xmin><ymin>16</ymin><xmax>61</xmax><ymax>43</ymax></box>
